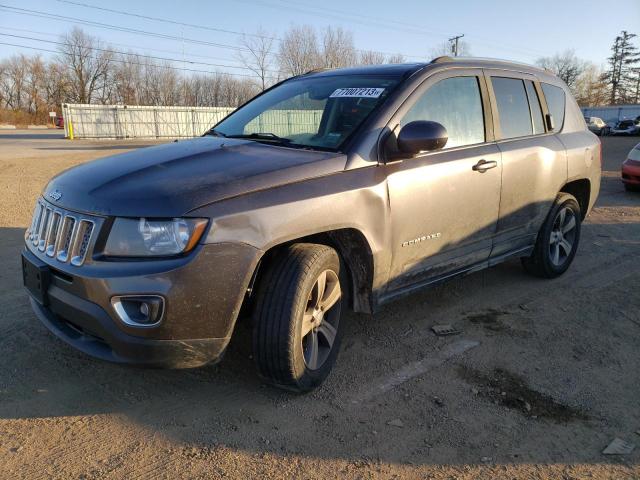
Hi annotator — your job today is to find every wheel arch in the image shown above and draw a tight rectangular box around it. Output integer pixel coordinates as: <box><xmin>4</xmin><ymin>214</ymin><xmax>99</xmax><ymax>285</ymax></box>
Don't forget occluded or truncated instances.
<box><xmin>247</xmin><ymin>228</ymin><xmax>375</xmax><ymax>316</ymax></box>
<box><xmin>560</xmin><ymin>178</ymin><xmax>591</xmax><ymax>220</ymax></box>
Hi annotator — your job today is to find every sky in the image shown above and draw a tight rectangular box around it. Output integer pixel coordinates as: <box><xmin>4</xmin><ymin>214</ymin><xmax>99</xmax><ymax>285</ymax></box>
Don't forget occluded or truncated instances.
<box><xmin>0</xmin><ymin>0</ymin><xmax>638</xmax><ymax>79</ymax></box>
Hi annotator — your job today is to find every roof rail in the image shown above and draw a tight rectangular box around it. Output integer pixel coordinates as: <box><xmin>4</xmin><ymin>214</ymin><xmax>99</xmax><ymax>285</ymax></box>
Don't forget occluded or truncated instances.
<box><xmin>304</xmin><ymin>67</ymin><xmax>333</xmax><ymax>75</ymax></box>
<box><xmin>431</xmin><ymin>56</ymin><xmax>454</xmax><ymax>63</ymax></box>
<box><xmin>431</xmin><ymin>56</ymin><xmax>545</xmax><ymax>72</ymax></box>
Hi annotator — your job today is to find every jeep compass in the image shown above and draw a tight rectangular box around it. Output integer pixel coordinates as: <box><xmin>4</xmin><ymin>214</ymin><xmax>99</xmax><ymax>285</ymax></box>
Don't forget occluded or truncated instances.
<box><xmin>22</xmin><ymin>57</ymin><xmax>601</xmax><ymax>392</ymax></box>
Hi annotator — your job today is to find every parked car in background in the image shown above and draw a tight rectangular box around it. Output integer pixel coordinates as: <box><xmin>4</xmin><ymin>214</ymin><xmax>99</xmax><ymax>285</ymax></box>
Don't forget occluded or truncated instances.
<box><xmin>610</xmin><ymin>119</ymin><xmax>639</xmax><ymax>136</ymax></box>
<box><xmin>54</xmin><ymin>116</ymin><xmax>64</xmax><ymax>129</ymax></box>
<box><xmin>622</xmin><ymin>142</ymin><xmax>640</xmax><ymax>191</ymax></box>
<box><xmin>22</xmin><ymin>58</ymin><xmax>601</xmax><ymax>392</ymax></box>
<box><xmin>584</xmin><ymin>116</ymin><xmax>609</xmax><ymax>135</ymax></box>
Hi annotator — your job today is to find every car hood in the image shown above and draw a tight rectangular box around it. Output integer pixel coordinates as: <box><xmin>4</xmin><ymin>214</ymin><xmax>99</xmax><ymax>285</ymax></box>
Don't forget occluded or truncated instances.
<box><xmin>43</xmin><ymin>137</ymin><xmax>347</xmax><ymax>217</ymax></box>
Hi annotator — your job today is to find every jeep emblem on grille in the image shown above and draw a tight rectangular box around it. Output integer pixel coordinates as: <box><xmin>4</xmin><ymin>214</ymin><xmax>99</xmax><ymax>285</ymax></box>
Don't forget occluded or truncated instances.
<box><xmin>48</xmin><ymin>190</ymin><xmax>62</xmax><ymax>201</ymax></box>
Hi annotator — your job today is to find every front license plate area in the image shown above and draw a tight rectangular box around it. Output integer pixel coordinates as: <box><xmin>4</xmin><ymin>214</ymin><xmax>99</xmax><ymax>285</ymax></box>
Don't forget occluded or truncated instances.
<box><xmin>22</xmin><ymin>252</ymin><xmax>50</xmax><ymax>305</ymax></box>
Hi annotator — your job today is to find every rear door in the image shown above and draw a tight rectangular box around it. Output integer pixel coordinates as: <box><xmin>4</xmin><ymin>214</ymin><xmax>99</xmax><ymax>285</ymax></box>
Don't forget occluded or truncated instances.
<box><xmin>485</xmin><ymin>70</ymin><xmax>567</xmax><ymax>259</ymax></box>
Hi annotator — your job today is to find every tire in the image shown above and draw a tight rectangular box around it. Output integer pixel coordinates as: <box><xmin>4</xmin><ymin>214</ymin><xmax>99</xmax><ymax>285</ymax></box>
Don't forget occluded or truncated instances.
<box><xmin>252</xmin><ymin>243</ymin><xmax>346</xmax><ymax>393</ymax></box>
<box><xmin>521</xmin><ymin>193</ymin><xmax>582</xmax><ymax>278</ymax></box>
<box><xmin>624</xmin><ymin>183</ymin><xmax>640</xmax><ymax>192</ymax></box>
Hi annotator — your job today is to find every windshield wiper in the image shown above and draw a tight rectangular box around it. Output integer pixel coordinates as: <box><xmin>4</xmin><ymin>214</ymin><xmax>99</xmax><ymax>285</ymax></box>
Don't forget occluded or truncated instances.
<box><xmin>224</xmin><ymin>132</ymin><xmax>292</xmax><ymax>144</ymax></box>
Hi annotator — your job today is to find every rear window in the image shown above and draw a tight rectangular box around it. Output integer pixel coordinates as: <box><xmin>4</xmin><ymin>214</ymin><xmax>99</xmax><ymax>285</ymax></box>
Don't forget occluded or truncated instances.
<box><xmin>491</xmin><ymin>77</ymin><xmax>532</xmax><ymax>139</ymax></box>
<box><xmin>541</xmin><ymin>83</ymin><xmax>566</xmax><ymax>131</ymax></box>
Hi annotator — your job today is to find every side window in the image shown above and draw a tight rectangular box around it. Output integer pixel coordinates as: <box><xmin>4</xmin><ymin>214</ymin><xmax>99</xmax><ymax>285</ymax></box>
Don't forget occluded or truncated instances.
<box><xmin>400</xmin><ymin>76</ymin><xmax>485</xmax><ymax>149</ymax></box>
<box><xmin>491</xmin><ymin>77</ymin><xmax>532</xmax><ymax>139</ymax></box>
<box><xmin>525</xmin><ymin>81</ymin><xmax>545</xmax><ymax>134</ymax></box>
<box><xmin>541</xmin><ymin>83</ymin><xmax>566</xmax><ymax>131</ymax></box>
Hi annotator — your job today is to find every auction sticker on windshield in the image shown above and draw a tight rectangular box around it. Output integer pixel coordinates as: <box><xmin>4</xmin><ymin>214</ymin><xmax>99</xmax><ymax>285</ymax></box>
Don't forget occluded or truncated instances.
<box><xmin>330</xmin><ymin>87</ymin><xmax>385</xmax><ymax>98</ymax></box>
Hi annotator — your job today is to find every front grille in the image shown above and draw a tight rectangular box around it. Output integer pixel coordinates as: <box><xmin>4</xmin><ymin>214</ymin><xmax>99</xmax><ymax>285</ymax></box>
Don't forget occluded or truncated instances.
<box><xmin>27</xmin><ymin>199</ymin><xmax>97</xmax><ymax>266</ymax></box>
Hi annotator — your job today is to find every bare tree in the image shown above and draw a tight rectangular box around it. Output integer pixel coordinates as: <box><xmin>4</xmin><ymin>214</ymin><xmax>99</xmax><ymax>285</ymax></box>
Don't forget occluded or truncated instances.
<box><xmin>536</xmin><ymin>50</ymin><xmax>585</xmax><ymax>89</ymax></box>
<box><xmin>25</xmin><ymin>56</ymin><xmax>47</xmax><ymax>115</ymax></box>
<box><xmin>112</xmin><ymin>52</ymin><xmax>142</xmax><ymax>104</ymax></box>
<box><xmin>386</xmin><ymin>53</ymin><xmax>406</xmax><ymax>64</ymax></box>
<box><xmin>58</xmin><ymin>27</ymin><xmax>113</xmax><ymax>104</ymax></box>
<box><xmin>238</xmin><ymin>28</ymin><xmax>276</xmax><ymax>91</ymax></box>
<box><xmin>1</xmin><ymin>55</ymin><xmax>28</xmax><ymax>110</ymax></box>
<box><xmin>573</xmin><ymin>63</ymin><xmax>609</xmax><ymax>107</ymax></box>
<box><xmin>278</xmin><ymin>25</ymin><xmax>320</xmax><ymax>77</ymax></box>
<box><xmin>358</xmin><ymin>50</ymin><xmax>386</xmax><ymax>65</ymax></box>
<box><xmin>321</xmin><ymin>27</ymin><xmax>357</xmax><ymax>68</ymax></box>
<box><xmin>43</xmin><ymin>61</ymin><xmax>70</xmax><ymax>111</ymax></box>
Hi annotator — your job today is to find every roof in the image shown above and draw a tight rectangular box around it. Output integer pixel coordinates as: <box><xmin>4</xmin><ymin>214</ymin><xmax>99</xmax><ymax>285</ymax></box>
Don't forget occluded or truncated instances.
<box><xmin>303</xmin><ymin>57</ymin><xmax>553</xmax><ymax>81</ymax></box>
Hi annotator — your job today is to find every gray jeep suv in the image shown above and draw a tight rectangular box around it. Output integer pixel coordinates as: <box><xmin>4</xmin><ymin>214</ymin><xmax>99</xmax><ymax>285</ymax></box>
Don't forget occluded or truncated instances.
<box><xmin>22</xmin><ymin>57</ymin><xmax>601</xmax><ymax>392</ymax></box>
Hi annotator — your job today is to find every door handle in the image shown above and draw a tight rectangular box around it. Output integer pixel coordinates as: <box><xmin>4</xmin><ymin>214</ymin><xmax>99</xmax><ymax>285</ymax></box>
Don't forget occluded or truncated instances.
<box><xmin>472</xmin><ymin>159</ymin><xmax>497</xmax><ymax>172</ymax></box>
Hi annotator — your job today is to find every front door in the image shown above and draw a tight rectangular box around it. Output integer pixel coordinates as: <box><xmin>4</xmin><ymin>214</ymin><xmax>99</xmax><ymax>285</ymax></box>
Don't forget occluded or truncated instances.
<box><xmin>384</xmin><ymin>71</ymin><xmax>502</xmax><ymax>295</ymax></box>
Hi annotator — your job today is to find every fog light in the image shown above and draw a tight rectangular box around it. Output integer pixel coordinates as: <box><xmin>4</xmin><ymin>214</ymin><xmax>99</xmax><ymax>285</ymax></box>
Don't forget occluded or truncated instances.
<box><xmin>111</xmin><ymin>295</ymin><xmax>164</xmax><ymax>327</ymax></box>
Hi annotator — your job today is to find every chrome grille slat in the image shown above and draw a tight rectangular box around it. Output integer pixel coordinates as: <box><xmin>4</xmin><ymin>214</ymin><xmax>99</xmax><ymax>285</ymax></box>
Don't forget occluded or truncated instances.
<box><xmin>31</xmin><ymin>202</ymin><xmax>45</xmax><ymax>245</ymax></box>
<box><xmin>45</xmin><ymin>212</ymin><xmax>62</xmax><ymax>257</ymax></box>
<box><xmin>28</xmin><ymin>202</ymin><xmax>42</xmax><ymax>241</ymax></box>
<box><xmin>27</xmin><ymin>199</ymin><xmax>98</xmax><ymax>266</ymax></box>
<box><xmin>57</xmin><ymin>216</ymin><xmax>77</xmax><ymax>263</ymax></box>
<box><xmin>37</xmin><ymin>208</ymin><xmax>52</xmax><ymax>251</ymax></box>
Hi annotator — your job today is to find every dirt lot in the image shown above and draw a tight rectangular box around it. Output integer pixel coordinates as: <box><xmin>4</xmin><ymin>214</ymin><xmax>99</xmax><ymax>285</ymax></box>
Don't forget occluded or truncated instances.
<box><xmin>0</xmin><ymin>130</ymin><xmax>639</xmax><ymax>479</ymax></box>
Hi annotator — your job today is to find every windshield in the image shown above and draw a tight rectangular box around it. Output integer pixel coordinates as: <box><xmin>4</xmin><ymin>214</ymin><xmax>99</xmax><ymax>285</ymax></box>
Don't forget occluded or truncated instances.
<box><xmin>211</xmin><ymin>74</ymin><xmax>400</xmax><ymax>151</ymax></box>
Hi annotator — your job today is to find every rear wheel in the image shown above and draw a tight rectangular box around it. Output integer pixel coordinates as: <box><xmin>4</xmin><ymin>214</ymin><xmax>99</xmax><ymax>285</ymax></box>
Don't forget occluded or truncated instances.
<box><xmin>522</xmin><ymin>193</ymin><xmax>581</xmax><ymax>278</ymax></box>
<box><xmin>252</xmin><ymin>243</ymin><xmax>345</xmax><ymax>392</ymax></box>
<box><xmin>624</xmin><ymin>183</ymin><xmax>640</xmax><ymax>192</ymax></box>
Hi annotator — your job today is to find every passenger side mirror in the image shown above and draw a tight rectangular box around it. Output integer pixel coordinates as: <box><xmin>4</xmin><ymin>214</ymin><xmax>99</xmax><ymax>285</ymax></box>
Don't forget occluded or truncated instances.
<box><xmin>397</xmin><ymin>121</ymin><xmax>448</xmax><ymax>155</ymax></box>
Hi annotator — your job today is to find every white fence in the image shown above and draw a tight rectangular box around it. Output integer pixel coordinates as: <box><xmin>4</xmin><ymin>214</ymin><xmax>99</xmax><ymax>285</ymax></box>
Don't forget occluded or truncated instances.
<box><xmin>581</xmin><ymin>104</ymin><xmax>640</xmax><ymax>124</ymax></box>
<box><xmin>61</xmin><ymin>104</ymin><xmax>324</xmax><ymax>140</ymax></box>
<box><xmin>61</xmin><ymin>104</ymin><xmax>234</xmax><ymax>139</ymax></box>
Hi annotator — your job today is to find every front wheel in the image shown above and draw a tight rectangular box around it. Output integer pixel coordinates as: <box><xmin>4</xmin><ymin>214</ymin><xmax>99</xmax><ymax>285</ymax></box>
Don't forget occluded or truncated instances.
<box><xmin>522</xmin><ymin>193</ymin><xmax>582</xmax><ymax>278</ymax></box>
<box><xmin>252</xmin><ymin>243</ymin><xmax>345</xmax><ymax>392</ymax></box>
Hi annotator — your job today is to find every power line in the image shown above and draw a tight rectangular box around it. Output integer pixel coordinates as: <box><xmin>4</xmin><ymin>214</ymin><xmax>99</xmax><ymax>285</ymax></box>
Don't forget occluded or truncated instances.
<box><xmin>0</xmin><ymin>2</ymin><xmax>430</xmax><ymax>61</ymax></box>
<box><xmin>0</xmin><ymin>26</ymin><xmax>251</xmax><ymax>66</ymax></box>
<box><xmin>0</xmin><ymin>41</ymin><xmax>260</xmax><ymax>79</ymax></box>
<box><xmin>54</xmin><ymin>0</ymin><xmax>280</xmax><ymax>41</ymax></box>
<box><xmin>52</xmin><ymin>0</ymin><xmax>431</xmax><ymax>59</ymax></box>
<box><xmin>0</xmin><ymin>5</ymin><xmax>254</xmax><ymax>54</ymax></box>
<box><xmin>0</xmin><ymin>32</ymin><xmax>282</xmax><ymax>74</ymax></box>
<box><xmin>236</xmin><ymin>0</ymin><xmax>549</xmax><ymax>59</ymax></box>
<box><xmin>236</xmin><ymin>0</ymin><xmax>452</xmax><ymax>39</ymax></box>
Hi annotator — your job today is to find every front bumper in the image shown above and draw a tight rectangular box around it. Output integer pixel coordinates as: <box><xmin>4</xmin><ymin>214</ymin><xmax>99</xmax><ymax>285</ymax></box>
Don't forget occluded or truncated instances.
<box><xmin>23</xmin><ymin>241</ymin><xmax>261</xmax><ymax>368</ymax></box>
<box><xmin>622</xmin><ymin>160</ymin><xmax>640</xmax><ymax>186</ymax></box>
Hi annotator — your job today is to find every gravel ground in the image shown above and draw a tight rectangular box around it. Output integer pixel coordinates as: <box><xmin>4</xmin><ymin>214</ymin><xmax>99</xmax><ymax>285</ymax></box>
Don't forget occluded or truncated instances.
<box><xmin>0</xmin><ymin>130</ymin><xmax>639</xmax><ymax>479</ymax></box>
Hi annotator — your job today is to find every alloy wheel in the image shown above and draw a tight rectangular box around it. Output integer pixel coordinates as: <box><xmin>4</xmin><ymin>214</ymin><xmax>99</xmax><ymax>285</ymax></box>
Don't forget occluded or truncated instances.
<box><xmin>548</xmin><ymin>206</ymin><xmax>577</xmax><ymax>267</ymax></box>
<box><xmin>301</xmin><ymin>269</ymin><xmax>341</xmax><ymax>370</ymax></box>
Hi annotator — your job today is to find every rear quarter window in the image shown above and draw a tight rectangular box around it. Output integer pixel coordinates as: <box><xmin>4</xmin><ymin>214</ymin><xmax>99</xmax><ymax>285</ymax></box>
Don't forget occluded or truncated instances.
<box><xmin>541</xmin><ymin>83</ymin><xmax>566</xmax><ymax>131</ymax></box>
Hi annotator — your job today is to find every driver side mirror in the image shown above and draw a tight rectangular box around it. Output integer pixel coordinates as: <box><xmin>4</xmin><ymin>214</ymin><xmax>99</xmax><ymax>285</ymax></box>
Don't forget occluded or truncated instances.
<box><xmin>397</xmin><ymin>121</ymin><xmax>448</xmax><ymax>155</ymax></box>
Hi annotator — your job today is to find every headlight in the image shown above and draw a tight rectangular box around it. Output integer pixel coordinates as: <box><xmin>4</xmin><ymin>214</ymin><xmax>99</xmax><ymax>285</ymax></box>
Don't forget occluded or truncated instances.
<box><xmin>104</xmin><ymin>218</ymin><xmax>208</xmax><ymax>257</ymax></box>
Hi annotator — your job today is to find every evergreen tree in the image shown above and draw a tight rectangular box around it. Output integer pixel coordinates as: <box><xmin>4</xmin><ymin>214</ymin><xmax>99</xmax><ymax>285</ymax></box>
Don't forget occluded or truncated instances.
<box><xmin>603</xmin><ymin>31</ymin><xmax>640</xmax><ymax>104</ymax></box>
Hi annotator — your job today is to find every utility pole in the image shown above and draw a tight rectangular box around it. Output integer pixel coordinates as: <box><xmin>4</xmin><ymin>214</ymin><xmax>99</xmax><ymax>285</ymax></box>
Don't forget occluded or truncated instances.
<box><xmin>448</xmin><ymin>34</ymin><xmax>464</xmax><ymax>57</ymax></box>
